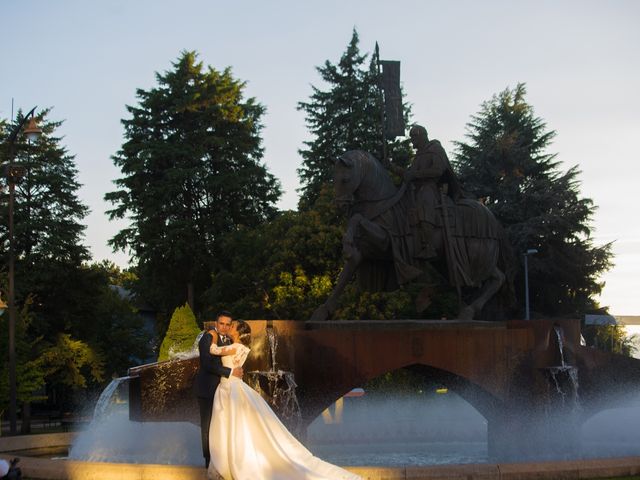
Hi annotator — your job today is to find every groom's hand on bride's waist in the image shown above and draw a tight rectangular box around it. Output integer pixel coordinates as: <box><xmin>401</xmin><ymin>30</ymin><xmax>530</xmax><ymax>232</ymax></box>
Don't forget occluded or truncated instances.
<box><xmin>232</xmin><ymin>367</ymin><xmax>243</xmax><ymax>378</ymax></box>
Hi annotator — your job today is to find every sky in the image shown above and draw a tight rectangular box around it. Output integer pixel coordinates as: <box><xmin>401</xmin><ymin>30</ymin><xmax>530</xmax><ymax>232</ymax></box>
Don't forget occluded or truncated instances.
<box><xmin>2</xmin><ymin>0</ymin><xmax>639</xmax><ymax>315</ymax></box>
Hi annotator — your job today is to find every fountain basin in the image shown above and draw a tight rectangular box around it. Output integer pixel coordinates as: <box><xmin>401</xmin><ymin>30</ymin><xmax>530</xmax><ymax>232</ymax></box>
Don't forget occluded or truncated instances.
<box><xmin>4</xmin><ymin>433</ymin><xmax>640</xmax><ymax>479</ymax></box>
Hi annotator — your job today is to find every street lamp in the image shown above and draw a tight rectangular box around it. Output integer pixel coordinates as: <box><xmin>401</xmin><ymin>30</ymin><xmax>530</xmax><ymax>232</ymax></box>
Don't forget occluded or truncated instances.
<box><xmin>3</xmin><ymin>106</ymin><xmax>41</xmax><ymax>434</ymax></box>
<box><xmin>523</xmin><ymin>248</ymin><xmax>538</xmax><ymax>321</ymax></box>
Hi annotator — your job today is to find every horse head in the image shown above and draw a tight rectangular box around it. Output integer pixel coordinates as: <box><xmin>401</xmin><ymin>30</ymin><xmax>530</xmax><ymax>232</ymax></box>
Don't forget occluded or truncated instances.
<box><xmin>333</xmin><ymin>150</ymin><xmax>397</xmax><ymax>212</ymax></box>
<box><xmin>333</xmin><ymin>150</ymin><xmax>364</xmax><ymax>210</ymax></box>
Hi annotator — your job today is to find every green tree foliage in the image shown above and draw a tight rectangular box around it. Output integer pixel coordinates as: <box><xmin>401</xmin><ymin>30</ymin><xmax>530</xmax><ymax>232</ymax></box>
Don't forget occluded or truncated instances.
<box><xmin>204</xmin><ymin>187</ymin><xmax>344</xmax><ymax>320</ymax></box>
<box><xmin>80</xmin><ymin>261</ymin><xmax>151</xmax><ymax>377</ymax></box>
<box><xmin>297</xmin><ymin>29</ymin><xmax>411</xmax><ymax>209</ymax></box>
<box><xmin>204</xmin><ymin>185</ymin><xmax>460</xmax><ymax>321</ymax></box>
<box><xmin>453</xmin><ymin>84</ymin><xmax>612</xmax><ymax>317</ymax></box>
<box><xmin>582</xmin><ymin>324</ymin><xmax>637</xmax><ymax>357</ymax></box>
<box><xmin>41</xmin><ymin>334</ymin><xmax>105</xmax><ymax>389</ymax></box>
<box><xmin>0</xmin><ymin>108</ymin><xmax>92</xmax><ymax>337</ymax></box>
<box><xmin>35</xmin><ymin>261</ymin><xmax>148</xmax><ymax>411</ymax></box>
<box><xmin>267</xmin><ymin>266</ymin><xmax>333</xmax><ymax>321</ymax></box>
<box><xmin>105</xmin><ymin>50</ymin><xmax>281</xmax><ymax>317</ymax></box>
<box><xmin>0</xmin><ymin>295</ymin><xmax>104</xmax><ymax>423</ymax></box>
<box><xmin>1</xmin><ymin>112</ymin><xmax>148</xmax><ymax>414</ymax></box>
<box><xmin>0</xmin><ymin>109</ymin><xmax>118</xmax><ymax>414</ymax></box>
<box><xmin>158</xmin><ymin>303</ymin><xmax>200</xmax><ymax>361</ymax></box>
<box><xmin>0</xmin><ymin>297</ymin><xmax>46</xmax><ymax>414</ymax></box>
<box><xmin>206</xmin><ymin>33</ymin><xmax>417</xmax><ymax>320</ymax></box>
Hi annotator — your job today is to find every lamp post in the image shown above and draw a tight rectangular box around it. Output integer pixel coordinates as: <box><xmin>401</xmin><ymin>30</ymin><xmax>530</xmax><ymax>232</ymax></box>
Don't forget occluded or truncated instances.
<box><xmin>3</xmin><ymin>106</ymin><xmax>41</xmax><ymax>434</ymax></box>
<box><xmin>523</xmin><ymin>248</ymin><xmax>538</xmax><ymax>321</ymax></box>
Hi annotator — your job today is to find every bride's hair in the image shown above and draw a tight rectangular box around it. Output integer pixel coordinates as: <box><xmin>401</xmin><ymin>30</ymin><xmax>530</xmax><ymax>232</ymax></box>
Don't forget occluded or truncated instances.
<box><xmin>235</xmin><ymin>320</ymin><xmax>252</xmax><ymax>347</ymax></box>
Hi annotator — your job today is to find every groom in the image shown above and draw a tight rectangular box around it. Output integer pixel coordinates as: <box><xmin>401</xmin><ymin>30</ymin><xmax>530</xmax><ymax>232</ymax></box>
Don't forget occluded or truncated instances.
<box><xmin>195</xmin><ymin>310</ymin><xmax>243</xmax><ymax>468</ymax></box>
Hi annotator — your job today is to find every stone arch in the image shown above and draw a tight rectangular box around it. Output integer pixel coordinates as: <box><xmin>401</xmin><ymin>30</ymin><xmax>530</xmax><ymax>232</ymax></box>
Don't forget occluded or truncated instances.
<box><xmin>402</xmin><ymin>363</ymin><xmax>505</xmax><ymax>423</ymax></box>
<box><xmin>302</xmin><ymin>362</ymin><xmax>503</xmax><ymax>454</ymax></box>
<box><xmin>299</xmin><ymin>361</ymin><xmax>504</xmax><ymax>435</ymax></box>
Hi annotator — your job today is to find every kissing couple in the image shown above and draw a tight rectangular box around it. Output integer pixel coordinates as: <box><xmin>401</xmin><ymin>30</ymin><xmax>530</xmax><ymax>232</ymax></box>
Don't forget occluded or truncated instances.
<box><xmin>195</xmin><ymin>311</ymin><xmax>361</xmax><ymax>480</ymax></box>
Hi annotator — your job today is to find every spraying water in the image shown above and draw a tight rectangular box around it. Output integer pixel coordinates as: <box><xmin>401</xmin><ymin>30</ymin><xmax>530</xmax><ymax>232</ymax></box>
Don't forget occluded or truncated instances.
<box><xmin>92</xmin><ymin>377</ymin><xmax>130</xmax><ymax>419</ymax></box>
<box><xmin>69</xmin><ymin>326</ymin><xmax>640</xmax><ymax>466</ymax></box>
<box><xmin>548</xmin><ymin>326</ymin><xmax>580</xmax><ymax>408</ymax></box>
<box><xmin>246</xmin><ymin>325</ymin><xmax>302</xmax><ymax>434</ymax></box>
<box><xmin>69</xmin><ymin>333</ymin><xmax>206</xmax><ymax>464</ymax></box>
<box><xmin>167</xmin><ymin>331</ymin><xmax>203</xmax><ymax>361</ymax></box>
<box><xmin>69</xmin><ymin>410</ymin><xmax>202</xmax><ymax>465</ymax></box>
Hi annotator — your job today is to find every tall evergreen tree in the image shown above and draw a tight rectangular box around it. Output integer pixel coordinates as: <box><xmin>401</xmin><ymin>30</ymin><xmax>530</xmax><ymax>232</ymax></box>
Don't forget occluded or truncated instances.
<box><xmin>105</xmin><ymin>51</ymin><xmax>281</xmax><ymax>316</ymax></box>
<box><xmin>453</xmin><ymin>84</ymin><xmax>612</xmax><ymax>317</ymax></box>
<box><xmin>0</xmin><ymin>108</ymin><xmax>91</xmax><ymax>336</ymax></box>
<box><xmin>208</xmin><ymin>33</ymin><xmax>417</xmax><ymax>320</ymax></box>
<box><xmin>297</xmin><ymin>29</ymin><xmax>411</xmax><ymax>209</ymax></box>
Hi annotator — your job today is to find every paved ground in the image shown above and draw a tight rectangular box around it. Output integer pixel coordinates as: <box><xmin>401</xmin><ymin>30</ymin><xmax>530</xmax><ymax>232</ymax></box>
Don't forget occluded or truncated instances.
<box><xmin>4</xmin><ymin>432</ymin><xmax>640</xmax><ymax>479</ymax></box>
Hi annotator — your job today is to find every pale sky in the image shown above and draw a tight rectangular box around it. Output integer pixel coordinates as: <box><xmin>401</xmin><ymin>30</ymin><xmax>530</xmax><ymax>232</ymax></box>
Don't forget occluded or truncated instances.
<box><xmin>2</xmin><ymin>1</ymin><xmax>639</xmax><ymax>314</ymax></box>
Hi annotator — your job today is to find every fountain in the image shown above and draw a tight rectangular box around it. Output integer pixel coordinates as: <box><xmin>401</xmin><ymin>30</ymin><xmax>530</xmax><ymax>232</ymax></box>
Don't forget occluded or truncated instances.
<box><xmin>92</xmin><ymin>376</ymin><xmax>130</xmax><ymax>419</ymax></box>
<box><xmin>7</xmin><ymin>318</ymin><xmax>640</xmax><ymax>480</ymax></box>
<box><xmin>545</xmin><ymin>326</ymin><xmax>580</xmax><ymax>409</ymax></box>
<box><xmin>245</xmin><ymin>323</ymin><xmax>303</xmax><ymax>436</ymax></box>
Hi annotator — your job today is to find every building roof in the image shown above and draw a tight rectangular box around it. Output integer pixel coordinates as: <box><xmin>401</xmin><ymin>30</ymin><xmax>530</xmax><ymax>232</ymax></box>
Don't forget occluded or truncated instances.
<box><xmin>616</xmin><ymin>315</ymin><xmax>640</xmax><ymax>326</ymax></box>
<box><xmin>584</xmin><ymin>314</ymin><xmax>618</xmax><ymax>326</ymax></box>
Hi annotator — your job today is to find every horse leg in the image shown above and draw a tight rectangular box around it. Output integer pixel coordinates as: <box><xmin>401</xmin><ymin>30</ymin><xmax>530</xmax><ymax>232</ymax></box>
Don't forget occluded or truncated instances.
<box><xmin>310</xmin><ymin>214</ymin><xmax>365</xmax><ymax>321</ymax></box>
<box><xmin>458</xmin><ymin>267</ymin><xmax>505</xmax><ymax>320</ymax></box>
<box><xmin>310</xmin><ymin>215</ymin><xmax>389</xmax><ymax>321</ymax></box>
<box><xmin>342</xmin><ymin>213</ymin><xmax>364</xmax><ymax>260</ymax></box>
<box><xmin>310</xmin><ymin>247</ymin><xmax>363</xmax><ymax>321</ymax></box>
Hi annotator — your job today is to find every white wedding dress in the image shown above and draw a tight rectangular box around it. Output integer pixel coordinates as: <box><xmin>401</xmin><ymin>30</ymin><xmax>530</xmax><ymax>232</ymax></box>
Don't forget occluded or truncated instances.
<box><xmin>208</xmin><ymin>343</ymin><xmax>360</xmax><ymax>480</ymax></box>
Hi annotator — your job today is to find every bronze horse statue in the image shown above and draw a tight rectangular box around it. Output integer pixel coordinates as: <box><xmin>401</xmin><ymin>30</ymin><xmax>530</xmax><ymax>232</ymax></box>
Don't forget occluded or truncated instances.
<box><xmin>310</xmin><ymin>150</ymin><xmax>514</xmax><ymax>321</ymax></box>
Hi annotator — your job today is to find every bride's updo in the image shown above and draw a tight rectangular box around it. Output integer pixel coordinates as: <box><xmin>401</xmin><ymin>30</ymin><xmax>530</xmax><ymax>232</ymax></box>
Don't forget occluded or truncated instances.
<box><xmin>235</xmin><ymin>320</ymin><xmax>252</xmax><ymax>347</ymax></box>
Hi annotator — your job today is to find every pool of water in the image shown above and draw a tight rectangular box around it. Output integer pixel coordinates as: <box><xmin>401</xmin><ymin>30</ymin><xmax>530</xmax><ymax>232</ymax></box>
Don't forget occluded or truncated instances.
<box><xmin>309</xmin><ymin>441</ymin><xmax>488</xmax><ymax>467</ymax></box>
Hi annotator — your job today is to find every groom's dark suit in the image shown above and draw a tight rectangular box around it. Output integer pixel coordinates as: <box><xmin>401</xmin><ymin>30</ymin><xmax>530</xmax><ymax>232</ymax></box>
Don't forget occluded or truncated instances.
<box><xmin>195</xmin><ymin>330</ymin><xmax>232</xmax><ymax>467</ymax></box>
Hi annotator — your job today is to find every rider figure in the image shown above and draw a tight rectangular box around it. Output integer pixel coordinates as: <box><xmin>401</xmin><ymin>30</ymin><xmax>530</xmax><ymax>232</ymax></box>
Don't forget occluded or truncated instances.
<box><xmin>391</xmin><ymin>124</ymin><xmax>462</xmax><ymax>259</ymax></box>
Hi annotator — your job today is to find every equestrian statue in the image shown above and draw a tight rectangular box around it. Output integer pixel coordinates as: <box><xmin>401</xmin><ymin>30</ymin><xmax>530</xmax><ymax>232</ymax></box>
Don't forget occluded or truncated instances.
<box><xmin>310</xmin><ymin>124</ymin><xmax>515</xmax><ymax>321</ymax></box>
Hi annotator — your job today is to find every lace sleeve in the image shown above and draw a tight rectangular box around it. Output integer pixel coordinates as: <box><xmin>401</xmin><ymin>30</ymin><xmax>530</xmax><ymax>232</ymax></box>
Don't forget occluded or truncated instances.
<box><xmin>209</xmin><ymin>344</ymin><xmax>235</xmax><ymax>356</ymax></box>
<box><xmin>233</xmin><ymin>345</ymin><xmax>250</xmax><ymax>367</ymax></box>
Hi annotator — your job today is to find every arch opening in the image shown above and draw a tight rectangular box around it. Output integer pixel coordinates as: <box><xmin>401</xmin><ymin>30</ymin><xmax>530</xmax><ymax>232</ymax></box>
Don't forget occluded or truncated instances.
<box><xmin>304</xmin><ymin>364</ymin><xmax>500</xmax><ymax>467</ymax></box>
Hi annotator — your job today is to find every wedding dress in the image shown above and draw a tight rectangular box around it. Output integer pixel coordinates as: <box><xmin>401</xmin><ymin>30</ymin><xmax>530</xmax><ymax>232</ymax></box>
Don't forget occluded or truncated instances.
<box><xmin>208</xmin><ymin>343</ymin><xmax>360</xmax><ymax>480</ymax></box>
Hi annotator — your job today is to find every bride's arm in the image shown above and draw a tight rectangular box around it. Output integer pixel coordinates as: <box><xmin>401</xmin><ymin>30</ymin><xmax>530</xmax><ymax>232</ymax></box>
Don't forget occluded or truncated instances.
<box><xmin>209</xmin><ymin>344</ymin><xmax>236</xmax><ymax>356</ymax></box>
<box><xmin>206</xmin><ymin>331</ymin><xmax>235</xmax><ymax>356</ymax></box>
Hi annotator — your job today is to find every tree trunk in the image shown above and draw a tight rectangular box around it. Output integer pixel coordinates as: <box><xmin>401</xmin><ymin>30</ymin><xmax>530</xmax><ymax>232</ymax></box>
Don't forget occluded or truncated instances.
<box><xmin>21</xmin><ymin>401</ymin><xmax>31</xmax><ymax>434</ymax></box>
<box><xmin>187</xmin><ymin>281</ymin><xmax>195</xmax><ymax>311</ymax></box>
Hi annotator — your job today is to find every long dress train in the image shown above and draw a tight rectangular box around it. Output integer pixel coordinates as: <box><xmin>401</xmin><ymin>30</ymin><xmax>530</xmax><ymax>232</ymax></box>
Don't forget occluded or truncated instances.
<box><xmin>208</xmin><ymin>343</ymin><xmax>360</xmax><ymax>480</ymax></box>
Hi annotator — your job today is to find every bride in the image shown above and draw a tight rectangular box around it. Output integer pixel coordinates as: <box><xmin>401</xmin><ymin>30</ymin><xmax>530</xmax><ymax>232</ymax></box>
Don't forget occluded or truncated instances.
<box><xmin>208</xmin><ymin>320</ymin><xmax>361</xmax><ymax>480</ymax></box>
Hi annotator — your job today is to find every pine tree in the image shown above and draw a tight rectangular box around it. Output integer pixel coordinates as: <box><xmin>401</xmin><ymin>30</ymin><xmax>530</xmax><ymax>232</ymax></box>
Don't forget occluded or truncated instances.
<box><xmin>158</xmin><ymin>303</ymin><xmax>201</xmax><ymax>361</ymax></box>
<box><xmin>0</xmin><ymin>109</ymin><xmax>140</xmax><ymax>417</ymax></box>
<box><xmin>297</xmin><ymin>29</ymin><xmax>411</xmax><ymax>209</ymax></box>
<box><xmin>105</xmin><ymin>51</ymin><xmax>281</xmax><ymax>315</ymax></box>
<box><xmin>207</xmin><ymin>33</ymin><xmax>416</xmax><ymax>320</ymax></box>
<box><xmin>0</xmin><ymin>108</ymin><xmax>91</xmax><ymax>337</ymax></box>
<box><xmin>454</xmin><ymin>84</ymin><xmax>613</xmax><ymax>317</ymax></box>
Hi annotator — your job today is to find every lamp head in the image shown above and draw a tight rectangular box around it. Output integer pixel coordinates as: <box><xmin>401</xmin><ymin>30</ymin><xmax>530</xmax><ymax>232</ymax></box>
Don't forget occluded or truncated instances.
<box><xmin>23</xmin><ymin>115</ymin><xmax>42</xmax><ymax>143</ymax></box>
